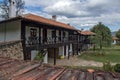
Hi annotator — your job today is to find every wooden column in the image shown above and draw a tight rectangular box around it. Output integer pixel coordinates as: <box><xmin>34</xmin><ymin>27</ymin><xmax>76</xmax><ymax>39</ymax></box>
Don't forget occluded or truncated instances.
<box><xmin>68</xmin><ymin>45</ymin><xmax>70</xmax><ymax>60</ymax></box>
<box><xmin>81</xmin><ymin>35</ymin><xmax>83</xmax><ymax>51</ymax></box>
<box><xmin>72</xmin><ymin>44</ymin><xmax>75</xmax><ymax>56</ymax></box>
<box><xmin>54</xmin><ymin>48</ymin><xmax>56</xmax><ymax>65</ymax></box>
<box><xmin>64</xmin><ymin>46</ymin><xmax>66</xmax><ymax>56</ymax></box>
<box><xmin>77</xmin><ymin>35</ymin><xmax>79</xmax><ymax>55</ymax></box>
<box><xmin>21</xmin><ymin>21</ymin><xmax>26</xmax><ymax>60</ymax></box>
<box><xmin>54</xmin><ymin>30</ymin><xmax>56</xmax><ymax>43</ymax></box>
<box><xmin>39</xmin><ymin>27</ymin><xmax>41</xmax><ymax>44</ymax></box>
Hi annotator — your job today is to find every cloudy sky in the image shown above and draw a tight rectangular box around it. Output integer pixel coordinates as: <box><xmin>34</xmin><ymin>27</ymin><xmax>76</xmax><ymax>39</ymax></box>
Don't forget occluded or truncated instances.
<box><xmin>1</xmin><ymin>0</ymin><xmax>120</xmax><ymax>31</ymax></box>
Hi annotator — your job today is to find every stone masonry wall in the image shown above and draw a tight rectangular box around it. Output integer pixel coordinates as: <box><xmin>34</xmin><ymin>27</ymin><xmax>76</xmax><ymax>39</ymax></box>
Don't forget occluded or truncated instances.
<box><xmin>0</xmin><ymin>40</ymin><xmax>24</xmax><ymax>60</ymax></box>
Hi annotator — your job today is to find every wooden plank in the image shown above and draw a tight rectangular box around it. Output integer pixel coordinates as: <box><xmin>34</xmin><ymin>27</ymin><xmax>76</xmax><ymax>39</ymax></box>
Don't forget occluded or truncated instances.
<box><xmin>68</xmin><ymin>70</ymin><xmax>80</xmax><ymax>80</ymax></box>
<box><xmin>13</xmin><ymin>67</ymin><xmax>40</xmax><ymax>80</ymax></box>
<box><xmin>77</xmin><ymin>71</ymin><xmax>86</xmax><ymax>80</ymax></box>
<box><xmin>15</xmin><ymin>66</ymin><xmax>48</xmax><ymax>80</ymax></box>
<box><xmin>35</xmin><ymin>68</ymin><xmax>55</xmax><ymax>80</ymax></box>
<box><xmin>58</xmin><ymin>69</ymin><xmax>74</xmax><ymax>80</ymax></box>
<box><xmin>12</xmin><ymin>63</ymin><xmax>40</xmax><ymax>79</ymax></box>
<box><xmin>86</xmin><ymin>72</ymin><xmax>94</xmax><ymax>80</ymax></box>
<box><xmin>95</xmin><ymin>76</ymin><xmax>105</xmax><ymax>80</ymax></box>
<box><xmin>48</xmin><ymin>68</ymin><xmax>65</xmax><ymax>80</ymax></box>
<box><xmin>104</xmin><ymin>73</ymin><xmax>114</xmax><ymax>80</ymax></box>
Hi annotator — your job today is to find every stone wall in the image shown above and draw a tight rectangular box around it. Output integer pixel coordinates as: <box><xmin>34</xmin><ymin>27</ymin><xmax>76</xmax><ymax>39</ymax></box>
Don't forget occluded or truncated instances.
<box><xmin>0</xmin><ymin>40</ymin><xmax>24</xmax><ymax>60</ymax></box>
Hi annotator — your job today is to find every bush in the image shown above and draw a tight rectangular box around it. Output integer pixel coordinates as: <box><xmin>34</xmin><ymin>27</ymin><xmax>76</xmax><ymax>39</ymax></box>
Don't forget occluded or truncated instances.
<box><xmin>34</xmin><ymin>51</ymin><xmax>44</xmax><ymax>60</ymax></box>
<box><xmin>114</xmin><ymin>64</ymin><xmax>120</xmax><ymax>73</ymax></box>
<box><xmin>103</xmin><ymin>61</ymin><xmax>113</xmax><ymax>71</ymax></box>
<box><xmin>93</xmin><ymin>51</ymin><xmax>106</xmax><ymax>56</ymax></box>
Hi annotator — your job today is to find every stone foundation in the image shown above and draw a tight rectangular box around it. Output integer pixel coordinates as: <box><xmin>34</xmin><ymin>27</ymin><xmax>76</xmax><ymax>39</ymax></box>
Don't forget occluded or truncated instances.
<box><xmin>0</xmin><ymin>40</ymin><xmax>24</xmax><ymax>60</ymax></box>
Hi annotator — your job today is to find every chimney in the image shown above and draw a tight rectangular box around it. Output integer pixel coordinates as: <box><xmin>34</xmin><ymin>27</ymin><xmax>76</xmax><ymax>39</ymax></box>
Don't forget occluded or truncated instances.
<box><xmin>67</xmin><ymin>23</ymin><xmax>70</xmax><ymax>25</ymax></box>
<box><xmin>8</xmin><ymin>0</ymin><xmax>16</xmax><ymax>18</ymax></box>
<box><xmin>52</xmin><ymin>15</ymin><xmax>57</xmax><ymax>21</ymax></box>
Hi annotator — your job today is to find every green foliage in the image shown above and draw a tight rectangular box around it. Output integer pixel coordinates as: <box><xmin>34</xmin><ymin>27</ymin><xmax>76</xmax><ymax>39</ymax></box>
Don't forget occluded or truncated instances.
<box><xmin>91</xmin><ymin>22</ymin><xmax>112</xmax><ymax>49</ymax></box>
<box><xmin>116</xmin><ymin>29</ymin><xmax>120</xmax><ymax>45</ymax></box>
<box><xmin>34</xmin><ymin>51</ymin><xmax>44</xmax><ymax>61</ymax></box>
<box><xmin>116</xmin><ymin>29</ymin><xmax>120</xmax><ymax>39</ymax></box>
<box><xmin>95</xmin><ymin>51</ymin><xmax>106</xmax><ymax>56</ymax></box>
<box><xmin>114</xmin><ymin>64</ymin><xmax>120</xmax><ymax>73</ymax></box>
<box><xmin>103</xmin><ymin>61</ymin><xmax>113</xmax><ymax>71</ymax></box>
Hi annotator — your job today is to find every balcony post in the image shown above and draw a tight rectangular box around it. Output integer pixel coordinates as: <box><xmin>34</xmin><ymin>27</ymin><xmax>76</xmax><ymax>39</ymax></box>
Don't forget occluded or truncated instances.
<box><xmin>54</xmin><ymin>30</ymin><xmax>56</xmax><ymax>43</ymax></box>
<box><xmin>39</xmin><ymin>27</ymin><xmax>41</xmax><ymax>44</ymax></box>
<box><xmin>68</xmin><ymin>44</ymin><xmax>70</xmax><ymax>60</ymax></box>
<box><xmin>54</xmin><ymin>48</ymin><xmax>56</xmax><ymax>65</ymax></box>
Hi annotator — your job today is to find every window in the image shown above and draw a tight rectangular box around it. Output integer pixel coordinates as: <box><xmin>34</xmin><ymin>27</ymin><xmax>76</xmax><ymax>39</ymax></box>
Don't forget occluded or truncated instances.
<box><xmin>30</xmin><ymin>28</ymin><xmax>37</xmax><ymax>37</ymax></box>
<box><xmin>52</xmin><ymin>30</ymin><xmax>56</xmax><ymax>38</ymax></box>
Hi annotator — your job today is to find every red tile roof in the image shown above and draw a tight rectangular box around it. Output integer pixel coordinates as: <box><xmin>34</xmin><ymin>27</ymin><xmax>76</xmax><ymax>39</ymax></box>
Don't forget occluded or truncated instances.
<box><xmin>112</xmin><ymin>36</ymin><xmax>119</xmax><ymax>40</ymax></box>
<box><xmin>0</xmin><ymin>57</ymin><xmax>120</xmax><ymax>80</ymax></box>
<box><xmin>80</xmin><ymin>30</ymin><xmax>95</xmax><ymax>35</ymax></box>
<box><xmin>21</xmin><ymin>13</ymin><xmax>77</xmax><ymax>30</ymax></box>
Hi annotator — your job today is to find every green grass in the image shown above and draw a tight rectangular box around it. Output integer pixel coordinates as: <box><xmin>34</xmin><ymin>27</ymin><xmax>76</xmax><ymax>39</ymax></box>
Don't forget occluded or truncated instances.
<box><xmin>78</xmin><ymin>45</ymin><xmax>120</xmax><ymax>63</ymax></box>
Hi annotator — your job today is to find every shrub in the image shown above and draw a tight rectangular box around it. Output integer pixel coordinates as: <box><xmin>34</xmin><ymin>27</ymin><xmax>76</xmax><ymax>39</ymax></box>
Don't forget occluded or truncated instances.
<box><xmin>94</xmin><ymin>51</ymin><xmax>106</xmax><ymax>56</ymax></box>
<box><xmin>103</xmin><ymin>61</ymin><xmax>113</xmax><ymax>71</ymax></box>
<box><xmin>34</xmin><ymin>51</ymin><xmax>44</xmax><ymax>60</ymax></box>
<box><xmin>114</xmin><ymin>64</ymin><xmax>120</xmax><ymax>73</ymax></box>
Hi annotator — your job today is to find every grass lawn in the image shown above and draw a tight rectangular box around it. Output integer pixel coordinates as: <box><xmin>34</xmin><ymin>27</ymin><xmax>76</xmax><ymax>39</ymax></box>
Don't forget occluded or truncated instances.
<box><xmin>78</xmin><ymin>45</ymin><xmax>120</xmax><ymax>63</ymax></box>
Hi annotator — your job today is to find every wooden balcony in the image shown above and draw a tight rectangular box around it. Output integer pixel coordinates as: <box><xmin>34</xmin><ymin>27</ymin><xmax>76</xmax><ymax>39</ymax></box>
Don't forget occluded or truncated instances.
<box><xmin>25</xmin><ymin>36</ymin><xmax>77</xmax><ymax>49</ymax></box>
<box><xmin>79</xmin><ymin>39</ymin><xmax>93</xmax><ymax>44</ymax></box>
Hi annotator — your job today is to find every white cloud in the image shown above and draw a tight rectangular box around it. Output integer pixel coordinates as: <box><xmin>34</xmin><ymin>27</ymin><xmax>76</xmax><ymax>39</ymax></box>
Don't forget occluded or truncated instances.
<box><xmin>24</xmin><ymin>0</ymin><xmax>61</xmax><ymax>7</ymax></box>
<box><xmin>24</xmin><ymin>9</ymin><xmax>51</xmax><ymax>19</ymax></box>
<box><xmin>44</xmin><ymin>0</ymin><xmax>91</xmax><ymax>17</ymax></box>
<box><xmin>23</xmin><ymin>0</ymin><xmax>120</xmax><ymax>31</ymax></box>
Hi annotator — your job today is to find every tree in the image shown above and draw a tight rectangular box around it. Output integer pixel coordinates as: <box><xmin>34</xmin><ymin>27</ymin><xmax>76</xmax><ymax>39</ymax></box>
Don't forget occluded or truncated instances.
<box><xmin>15</xmin><ymin>0</ymin><xmax>25</xmax><ymax>16</ymax></box>
<box><xmin>0</xmin><ymin>0</ymin><xmax>9</xmax><ymax>19</ymax></box>
<box><xmin>0</xmin><ymin>0</ymin><xmax>25</xmax><ymax>19</ymax></box>
<box><xmin>116</xmin><ymin>29</ymin><xmax>120</xmax><ymax>39</ymax></box>
<box><xmin>116</xmin><ymin>29</ymin><xmax>120</xmax><ymax>45</ymax></box>
<box><xmin>91</xmin><ymin>22</ymin><xmax>112</xmax><ymax>50</ymax></box>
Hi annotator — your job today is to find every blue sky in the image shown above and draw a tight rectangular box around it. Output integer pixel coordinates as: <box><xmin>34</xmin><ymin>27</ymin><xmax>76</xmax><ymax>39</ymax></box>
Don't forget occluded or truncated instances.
<box><xmin>0</xmin><ymin>0</ymin><xmax>120</xmax><ymax>32</ymax></box>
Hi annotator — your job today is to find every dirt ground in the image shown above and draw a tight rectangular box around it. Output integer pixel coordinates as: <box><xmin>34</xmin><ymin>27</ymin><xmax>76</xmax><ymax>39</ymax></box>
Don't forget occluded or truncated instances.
<box><xmin>48</xmin><ymin>56</ymin><xmax>103</xmax><ymax>67</ymax></box>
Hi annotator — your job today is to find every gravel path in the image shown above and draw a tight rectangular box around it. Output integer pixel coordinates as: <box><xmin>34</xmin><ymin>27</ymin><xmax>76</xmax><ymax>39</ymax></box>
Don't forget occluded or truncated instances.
<box><xmin>48</xmin><ymin>56</ymin><xmax>103</xmax><ymax>67</ymax></box>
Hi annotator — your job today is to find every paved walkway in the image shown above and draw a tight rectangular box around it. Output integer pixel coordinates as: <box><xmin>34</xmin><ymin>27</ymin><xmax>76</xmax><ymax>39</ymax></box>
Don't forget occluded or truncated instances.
<box><xmin>48</xmin><ymin>56</ymin><xmax>103</xmax><ymax>67</ymax></box>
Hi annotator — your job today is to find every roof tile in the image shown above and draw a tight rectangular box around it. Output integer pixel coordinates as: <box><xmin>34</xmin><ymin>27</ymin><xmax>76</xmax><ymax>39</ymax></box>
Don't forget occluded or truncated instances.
<box><xmin>80</xmin><ymin>30</ymin><xmax>95</xmax><ymax>35</ymax></box>
<box><xmin>21</xmin><ymin>13</ymin><xmax>77</xmax><ymax>30</ymax></box>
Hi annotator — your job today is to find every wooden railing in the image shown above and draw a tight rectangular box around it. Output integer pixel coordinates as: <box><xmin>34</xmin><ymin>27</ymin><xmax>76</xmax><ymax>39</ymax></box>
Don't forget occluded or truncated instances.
<box><xmin>26</xmin><ymin>36</ymin><xmax>77</xmax><ymax>45</ymax></box>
